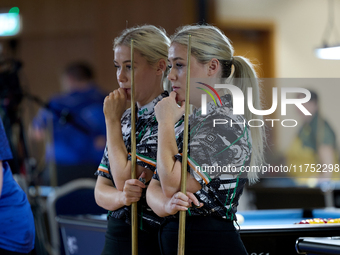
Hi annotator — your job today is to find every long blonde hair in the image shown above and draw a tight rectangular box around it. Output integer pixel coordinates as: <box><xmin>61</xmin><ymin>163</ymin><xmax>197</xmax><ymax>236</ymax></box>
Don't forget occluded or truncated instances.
<box><xmin>114</xmin><ymin>25</ymin><xmax>171</xmax><ymax>91</ymax></box>
<box><xmin>171</xmin><ymin>25</ymin><xmax>265</xmax><ymax>183</ymax></box>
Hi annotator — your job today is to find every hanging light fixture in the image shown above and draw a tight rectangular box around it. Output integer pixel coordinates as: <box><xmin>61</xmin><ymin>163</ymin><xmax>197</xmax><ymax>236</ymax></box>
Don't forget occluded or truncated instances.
<box><xmin>315</xmin><ymin>0</ymin><xmax>340</xmax><ymax>60</ymax></box>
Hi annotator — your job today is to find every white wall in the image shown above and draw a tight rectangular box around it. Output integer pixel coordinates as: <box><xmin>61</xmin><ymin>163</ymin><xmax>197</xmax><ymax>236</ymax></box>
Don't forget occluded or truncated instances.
<box><xmin>216</xmin><ymin>0</ymin><xmax>340</xmax><ymax>78</ymax></box>
<box><xmin>216</xmin><ymin>0</ymin><xmax>340</xmax><ymax>152</ymax></box>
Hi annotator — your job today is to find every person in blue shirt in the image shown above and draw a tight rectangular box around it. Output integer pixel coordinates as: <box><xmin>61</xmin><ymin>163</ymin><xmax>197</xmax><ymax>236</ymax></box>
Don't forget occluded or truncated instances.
<box><xmin>0</xmin><ymin>117</ymin><xmax>35</xmax><ymax>254</ymax></box>
<box><xmin>30</xmin><ymin>62</ymin><xmax>107</xmax><ymax>185</ymax></box>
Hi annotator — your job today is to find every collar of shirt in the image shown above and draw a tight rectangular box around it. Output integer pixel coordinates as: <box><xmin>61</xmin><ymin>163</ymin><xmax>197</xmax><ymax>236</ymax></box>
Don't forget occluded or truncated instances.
<box><xmin>137</xmin><ymin>91</ymin><xmax>169</xmax><ymax>118</ymax></box>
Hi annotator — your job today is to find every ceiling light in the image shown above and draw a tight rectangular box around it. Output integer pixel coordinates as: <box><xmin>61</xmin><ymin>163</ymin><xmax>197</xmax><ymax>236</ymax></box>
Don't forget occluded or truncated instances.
<box><xmin>315</xmin><ymin>0</ymin><xmax>340</xmax><ymax>60</ymax></box>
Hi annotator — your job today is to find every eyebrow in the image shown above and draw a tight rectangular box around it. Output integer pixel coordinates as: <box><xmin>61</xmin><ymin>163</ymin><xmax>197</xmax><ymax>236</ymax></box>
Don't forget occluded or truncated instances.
<box><xmin>113</xmin><ymin>60</ymin><xmax>135</xmax><ymax>64</ymax></box>
<box><xmin>168</xmin><ymin>57</ymin><xmax>185</xmax><ymax>61</ymax></box>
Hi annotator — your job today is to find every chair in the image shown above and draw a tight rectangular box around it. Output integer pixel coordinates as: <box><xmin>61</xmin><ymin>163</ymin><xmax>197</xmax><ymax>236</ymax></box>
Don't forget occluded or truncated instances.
<box><xmin>46</xmin><ymin>178</ymin><xmax>107</xmax><ymax>255</ymax></box>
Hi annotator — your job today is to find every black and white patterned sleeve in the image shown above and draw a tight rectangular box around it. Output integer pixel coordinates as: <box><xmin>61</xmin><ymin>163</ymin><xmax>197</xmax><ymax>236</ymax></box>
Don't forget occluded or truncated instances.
<box><xmin>94</xmin><ymin>145</ymin><xmax>113</xmax><ymax>181</ymax></box>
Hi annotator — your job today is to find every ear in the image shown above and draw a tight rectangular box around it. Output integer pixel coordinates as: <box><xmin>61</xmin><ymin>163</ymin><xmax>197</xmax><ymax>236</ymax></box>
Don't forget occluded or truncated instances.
<box><xmin>207</xmin><ymin>58</ymin><xmax>220</xmax><ymax>76</ymax></box>
<box><xmin>156</xmin><ymin>59</ymin><xmax>167</xmax><ymax>75</ymax></box>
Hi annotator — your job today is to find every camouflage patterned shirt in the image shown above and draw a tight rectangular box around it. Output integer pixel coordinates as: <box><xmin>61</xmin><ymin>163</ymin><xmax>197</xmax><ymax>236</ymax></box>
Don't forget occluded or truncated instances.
<box><xmin>95</xmin><ymin>91</ymin><xmax>171</xmax><ymax>231</ymax></box>
<box><xmin>153</xmin><ymin>94</ymin><xmax>252</xmax><ymax>221</ymax></box>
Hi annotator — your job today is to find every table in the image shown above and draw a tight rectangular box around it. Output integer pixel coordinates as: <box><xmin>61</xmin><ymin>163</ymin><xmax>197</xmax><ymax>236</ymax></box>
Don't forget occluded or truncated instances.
<box><xmin>239</xmin><ymin>208</ymin><xmax>340</xmax><ymax>255</ymax></box>
<box><xmin>56</xmin><ymin>208</ymin><xmax>340</xmax><ymax>255</ymax></box>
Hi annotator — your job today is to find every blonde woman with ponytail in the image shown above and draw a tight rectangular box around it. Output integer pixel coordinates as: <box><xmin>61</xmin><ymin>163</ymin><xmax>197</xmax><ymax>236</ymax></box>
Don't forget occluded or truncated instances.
<box><xmin>94</xmin><ymin>25</ymin><xmax>170</xmax><ymax>255</ymax></box>
<box><xmin>146</xmin><ymin>24</ymin><xmax>265</xmax><ymax>255</ymax></box>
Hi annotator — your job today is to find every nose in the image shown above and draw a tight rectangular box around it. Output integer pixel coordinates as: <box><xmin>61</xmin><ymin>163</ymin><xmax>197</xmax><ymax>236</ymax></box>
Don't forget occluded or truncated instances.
<box><xmin>167</xmin><ymin>68</ymin><xmax>176</xmax><ymax>81</ymax></box>
<box><xmin>117</xmin><ymin>69</ymin><xmax>128</xmax><ymax>83</ymax></box>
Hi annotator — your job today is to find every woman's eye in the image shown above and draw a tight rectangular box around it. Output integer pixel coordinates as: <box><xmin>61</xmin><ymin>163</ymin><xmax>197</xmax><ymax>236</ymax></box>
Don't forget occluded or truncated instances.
<box><xmin>176</xmin><ymin>63</ymin><xmax>184</xmax><ymax>68</ymax></box>
<box><xmin>168</xmin><ymin>65</ymin><xmax>172</xmax><ymax>69</ymax></box>
<box><xmin>126</xmin><ymin>65</ymin><xmax>131</xmax><ymax>70</ymax></box>
<box><xmin>114</xmin><ymin>65</ymin><xmax>120</xmax><ymax>69</ymax></box>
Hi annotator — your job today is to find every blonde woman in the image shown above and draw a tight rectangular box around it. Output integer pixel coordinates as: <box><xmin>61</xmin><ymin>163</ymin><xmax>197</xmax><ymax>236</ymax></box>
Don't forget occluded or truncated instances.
<box><xmin>147</xmin><ymin>25</ymin><xmax>265</xmax><ymax>255</ymax></box>
<box><xmin>95</xmin><ymin>25</ymin><xmax>170</xmax><ymax>255</ymax></box>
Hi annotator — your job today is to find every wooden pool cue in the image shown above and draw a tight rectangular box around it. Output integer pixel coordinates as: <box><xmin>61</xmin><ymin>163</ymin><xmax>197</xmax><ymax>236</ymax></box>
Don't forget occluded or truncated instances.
<box><xmin>178</xmin><ymin>34</ymin><xmax>191</xmax><ymax>255</ymax></box>
<box><xmin>130</xmin><ymin>39</ymin><xmax>138</xmax><ymax>255</ymax></box>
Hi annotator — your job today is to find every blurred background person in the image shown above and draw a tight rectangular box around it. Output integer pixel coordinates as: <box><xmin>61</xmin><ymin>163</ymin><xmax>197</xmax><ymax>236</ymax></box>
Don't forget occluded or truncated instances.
<box><xmin>30</xmin><ymin>62</ymin><xmax>107</xmax><ymax>186</ymax></box>
<box><xmin>286</xmin><ymin>90</ymin><xmax>339</xmax><ymax>186</ymax></box>
<box><xmin>0</xmin><ymin>117</ymin><xmax>35</xmax><ymax>255</ymax></box>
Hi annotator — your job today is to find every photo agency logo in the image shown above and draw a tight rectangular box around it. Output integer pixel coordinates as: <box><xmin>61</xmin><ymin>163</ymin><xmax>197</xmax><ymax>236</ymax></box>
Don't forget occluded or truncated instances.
<box><xmin>199</xmin><ymin>82</ymin><xmax>312</xmax><ymax>128</ymax></box>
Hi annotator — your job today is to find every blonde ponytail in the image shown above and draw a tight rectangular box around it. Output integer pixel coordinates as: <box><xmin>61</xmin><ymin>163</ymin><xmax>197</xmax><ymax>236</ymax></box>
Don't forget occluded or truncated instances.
<box><xmin>230</xmin><ymin>56</ymin><xmax>265</xmax><ymax>183</ymax></box>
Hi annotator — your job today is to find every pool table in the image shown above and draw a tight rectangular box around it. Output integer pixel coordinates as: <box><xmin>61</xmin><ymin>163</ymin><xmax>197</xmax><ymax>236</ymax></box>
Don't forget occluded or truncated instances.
<box><xmin>56</xmin><ymin>208</ymin><xmax>340</xmax><ymax>255</ymax></box>
<box><xmin>239</xmin><ymin>208</ymin><xmax>340</xmax><ymax>255</ymax></box>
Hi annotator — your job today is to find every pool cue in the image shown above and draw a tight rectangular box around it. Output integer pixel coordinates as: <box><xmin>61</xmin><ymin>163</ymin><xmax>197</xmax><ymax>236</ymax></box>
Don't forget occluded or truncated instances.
<box><xmin>130</xmin><ymin>39</ymin><xmax>138</xmax><ymax>255</ymax></box>
<box><xmin>178</xmin><ymin>34</ymin><xmax>191</xmax><ymax>255</ymax></box>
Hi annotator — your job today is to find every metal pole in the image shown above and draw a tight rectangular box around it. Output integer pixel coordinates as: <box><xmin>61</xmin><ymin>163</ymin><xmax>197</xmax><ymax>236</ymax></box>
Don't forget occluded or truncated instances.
<box><xmin>177</xmin><ymin>34</ymin><xmax>191</xmax><ymax>255</ymax></box>
<box><xmin>130</xmin><ymin>39</ymin><xmax>138</xmax><ymax>255</ymax></box>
